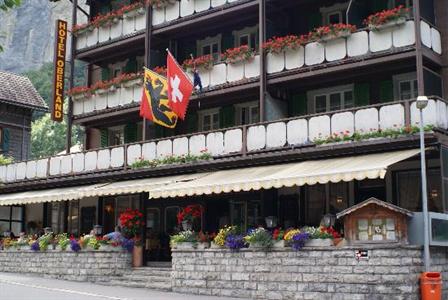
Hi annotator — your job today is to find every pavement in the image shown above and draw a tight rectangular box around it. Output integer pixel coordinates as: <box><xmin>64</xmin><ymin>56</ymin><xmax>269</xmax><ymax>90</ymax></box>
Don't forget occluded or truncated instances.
<box><xmin>0</xmin><ymin>272</ymin><xmax>247</xmax><ymax>300</ymax></box>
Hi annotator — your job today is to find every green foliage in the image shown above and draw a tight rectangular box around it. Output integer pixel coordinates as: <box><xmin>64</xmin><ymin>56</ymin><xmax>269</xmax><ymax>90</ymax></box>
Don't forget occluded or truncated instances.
<box><xmin>170</xmin><ymin>230</ymin><xmax>197</xmax><ymax>246</ymax></box>
<box><xmin>244</xmin><ymin>228</ymin><xmax>273</xmax><ymax>249</ymax></box>
<box><xmin>130</xmin><ymin>152</ymin><xmax>212</xmax><ymax>169</ymax></box>
<box><xmin>0</xmin><ymin>154</ymin><xmax>13</xmax><ymax>165</ymax></box>
<box><xmin>24</xmin><ymin>62</ymin><xmax>86</xmax><ymax>159</ymax></box>
<box><xmin>56</xmin><ymin>233</ymin><xmax>70</xmax><ymax>250</ymax></box>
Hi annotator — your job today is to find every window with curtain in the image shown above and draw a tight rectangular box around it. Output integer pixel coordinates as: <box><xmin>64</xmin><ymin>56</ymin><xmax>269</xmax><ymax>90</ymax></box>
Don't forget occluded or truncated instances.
<box><xmin>396</xmin><ymin>169</ymin><xmax>442</xmax><ymax>212</ymax></box>
<box><xmin>0</xmin><ymin>206</ymin><xmax>23</xmax><ymax>236</ymax></box>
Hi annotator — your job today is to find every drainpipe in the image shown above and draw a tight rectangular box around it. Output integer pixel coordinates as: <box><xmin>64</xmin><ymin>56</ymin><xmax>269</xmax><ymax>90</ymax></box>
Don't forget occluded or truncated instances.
<box><xmin>259</xmin><ymin>0</ymin><xmax>266</xmax><ymax>122</ymax></box>
<box><xmin>346</xmin><ymin>0</ymin><xmax>354</xmax><ymax>24</ymax></box>
<box><xmin>66</xmin><ymin>0</ymin><xmax>78</xmax><ymax>154</ymax></box>
<box><xmin>413</xmin><ymin>0</ymin><xmax>425</xmax><ymax>96</ymax></box>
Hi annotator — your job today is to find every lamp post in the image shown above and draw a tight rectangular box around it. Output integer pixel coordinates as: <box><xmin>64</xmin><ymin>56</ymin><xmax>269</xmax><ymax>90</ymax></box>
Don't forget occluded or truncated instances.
<box><xmin>416</xmin><ymin>95</ymin><xmax>430</xmax><ymax>272</ymax></box>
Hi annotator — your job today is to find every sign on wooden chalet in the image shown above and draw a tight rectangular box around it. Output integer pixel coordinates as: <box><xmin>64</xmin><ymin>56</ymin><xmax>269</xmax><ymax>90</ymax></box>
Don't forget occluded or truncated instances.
<box><xmin>336</xmin><ymin>197</ymin><xmax>413</xmax><ymax>245</ymax></box>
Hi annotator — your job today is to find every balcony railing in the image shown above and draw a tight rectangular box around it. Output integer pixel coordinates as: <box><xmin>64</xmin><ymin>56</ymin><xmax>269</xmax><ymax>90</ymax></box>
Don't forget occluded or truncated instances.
<box><xmin>1</xmin><ymin>98</ymin><xmax>447</xmax><ymax>184</ymax></box>
<box><xmin>72</xmin><ymin>20</ymin><xmax>442</xmax><ymax>117</ymax></box>
<box><xmin>75</xmin><ymin>0</ymin><xmax>244</xmax><ymax>52</ymax></box>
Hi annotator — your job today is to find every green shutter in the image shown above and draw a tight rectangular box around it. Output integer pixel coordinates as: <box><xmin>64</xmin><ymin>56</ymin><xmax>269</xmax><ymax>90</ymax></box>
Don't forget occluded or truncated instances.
<box><xmin>354</xmin><ymin>83</ymin><xmax>370</xmax><ymax>107</ymax></box>
<box><xmin>289</xmin><ymin>93</ymin><xmax>307</xmax><ymax>116</ymax></box>
<box><xmin>379</xmin><ymin>80</ymin><xmax>394</xmax><ymax>103</ymax></box>
<box><xmin>187</xmin><ymin>113</ymin><xmax>198</xmax><ymax>133</ymax></box>
<box><xmin>124</xmin><ymin>58</ymin><xmax>137</xmax><ymax>73</ymax></box>
<box><xmin>2</xmin><ymin>128</ymin><xmax>10</xmax><ymax>153</ymax></box>
<box><xmin>220</xmin><ymin>105</ymin><xmax>235</xmax><ymax>128</ymax></box>
<box><xmin>101</xmin><ymin>68</ymin><xmax>110</xmax><ymax>81</ymax></box>
<box><xmin>124</xmin><ymin>123</ymin><xmax>138</xmax><ymax>143</ymax></box>
<box><xmin>100</xmin><ymin>129</ymin><xmax>109</xmax><ymax>147</ymax></box>
<box><xmin>308</xmin><ymin>13</ymin><xmax>322</xmax><ymax>31</ymax></box>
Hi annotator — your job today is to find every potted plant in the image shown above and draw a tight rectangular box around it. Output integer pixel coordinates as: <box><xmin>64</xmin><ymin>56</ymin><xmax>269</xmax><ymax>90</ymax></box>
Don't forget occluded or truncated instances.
<box><xmin>38</xmin><ymin>233</ymin><xmax>53</xmax><ymax>251</ymax></box>
<box><xmin>177</xmin><ymin>204</ymin><xmax>203</xmax><ymax>231</ymax></box>
<box><xmin>290</xmin><ymin>231</ymin><xmax>311</xmax><ymax>251</ymax></box>
<box><xmin>272</xmin><ymin>228</ymin><xmax>286</xmax><ymax>248</ymax></box>
<box><xmin>67</xmin><ymin>86</ymin><xmax>91</xmax><ymax>100</ymax></box>
<box><xmin>245</xmin><ymin>227</ymin><xmax>273</xmax><ymax>249</ymax></box>
<box><xmin>262</xmin><ymin>34</ymin><xmax>308</xmax><ymax>54</ymax></box>
<box><xmin>197</xmin><ymin>231</ymin><xmax>214</xmax><ymax>249</ymax></box>
<box><xmin>221</xmin><ymin>45</ymin><xmax>255</xmax><ymax>64</ymax></box>
<box><xmin>119</xmin><ymin>208</ymin><xmax>144</xmax><ymax>267</ymax></box>
<box><xmin>309</xmin><ymin>23</ymin><xmax>357</xmax><ymax>43</ymax></box>
<box><xmin>55</xmin><ymin>233</ymin><xmax>70</xmax><ymax>251</ymax></box>
<box><xmin>212</xmin><ymin>225</ymin><xmax>237</xmax><ymax>248</ymax></box>
<box><xmin>283</xmin><ymin>228</ymin><xmax>300</xmax><ymax>246</ymax></box>
<box><xmin>182</xmin><ymin>55</ymin><xmax>214</xmax><ymax>72</ymax></box>
<box><xmin>69</xmin><ymin>238</ymin><xmax>81</xmax><ymax>252</ymax></box>
<box><xmin>225</xmin><ymin>234</ymin><xmax>246</xmax><ymax>251</ymax></box>
<box><xmin>364</xmin><ymin>5</ymin><xmax>408</xmax><ymax>31</ymax></box>
<box><xmin>170</xmin><ymin>230</ymin><xmax>197</xmax><ymax>249</ymax></box>
<box><xmin>302</xmin><ymin>226</ymin><xmax>334</xmax><ymax>247</ymax></box>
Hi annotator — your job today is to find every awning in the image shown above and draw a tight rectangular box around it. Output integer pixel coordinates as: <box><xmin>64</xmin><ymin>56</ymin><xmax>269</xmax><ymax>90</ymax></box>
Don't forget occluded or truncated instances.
<box><xmin>149</xmin><ymin>149</ymin><xmax>421</xmax><ymax>199</ymax></box>
<box><xmin>0</xmin><ymin>173</ymin><xmax>203</xmax><ymax>206</ymax></box>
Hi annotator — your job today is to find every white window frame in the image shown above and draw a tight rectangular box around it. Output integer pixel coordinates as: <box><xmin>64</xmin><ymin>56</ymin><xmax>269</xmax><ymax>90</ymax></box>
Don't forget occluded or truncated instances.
<box><xmin>234</xmin><ymin>101</ymin><xmax>259</xmax><ymax>125</ymax></box>
<box><xmin>233</xmin><ymin>25</ymin><xmax>259</xmax><ymax>48</ymax></box>
<box><xmin>198</xmin><ymin>108</ymin><xmax>220</xmax><ymax>132</ymax></box>
<box><xmin>320</xmin><ymin>2</ymin><xmax>349</xmax><ymax>25</ymax></box>
<box><xmin>197</xmin><ymin>34</ymin><xmax>222</xmax><ymax>61</ymax></box>
<box><xmin>393</xmin><ymin>72</ymin><xmax>418</xmax><ymax>100</ymax></box>
<box><xmin>108</xmin><ymin>125</ymin><xmax>125</xmax><ymax>146</ymax></box>
<box><xmin>307</xmin><ymin>84</ymin><xmax>354</xmax><ymax>113</ymax></box>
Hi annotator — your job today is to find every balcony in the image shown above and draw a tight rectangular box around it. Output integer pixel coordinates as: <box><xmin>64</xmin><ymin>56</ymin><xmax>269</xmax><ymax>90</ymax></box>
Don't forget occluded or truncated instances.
<box><xmin>75</xmin><ymin>0</ymin><xmax>251</xmax><ymax>54</ymax></box>
<box><xmin>72</xmin><ymin>20</ymin><xmax>442</xmax><ymax>118</ymax></box>
<box><xmin>2</xmin><ymin>98</ymin><xmax>447</xmax><ymax>185</ymax></box>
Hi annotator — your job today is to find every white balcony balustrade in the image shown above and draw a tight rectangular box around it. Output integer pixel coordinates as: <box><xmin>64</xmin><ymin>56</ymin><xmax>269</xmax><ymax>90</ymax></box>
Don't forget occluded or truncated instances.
<box><xmin>2</xmin><ymin>99</ymin><xmax>448</xmax><ymax>184</ymax></box>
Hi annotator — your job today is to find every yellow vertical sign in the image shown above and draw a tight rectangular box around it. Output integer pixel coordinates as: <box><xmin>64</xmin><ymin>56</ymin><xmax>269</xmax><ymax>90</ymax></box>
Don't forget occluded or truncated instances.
<box><xmin>51</xmin><ymin>19</ymin><xmax>68</xmax><ymax>122</ymax></box>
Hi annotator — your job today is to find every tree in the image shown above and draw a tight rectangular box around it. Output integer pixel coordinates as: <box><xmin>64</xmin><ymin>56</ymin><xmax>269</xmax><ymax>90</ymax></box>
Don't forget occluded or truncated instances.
<box><xmin>0</xmin><ymin>0</ymin><xmax>21</xmax><ymax>51</ymax></box>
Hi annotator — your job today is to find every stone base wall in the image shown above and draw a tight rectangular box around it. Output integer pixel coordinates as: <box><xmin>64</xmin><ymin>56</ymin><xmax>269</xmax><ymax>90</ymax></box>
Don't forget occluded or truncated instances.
<box><xmin>172</xmin><ymin>245</ymin><xmax>448</xmax><ymax>300</ymax></box>
<box><xmin>0</xmin><ymin>249</ymin><xmax>131</xmax><ymax>282</ymax></box>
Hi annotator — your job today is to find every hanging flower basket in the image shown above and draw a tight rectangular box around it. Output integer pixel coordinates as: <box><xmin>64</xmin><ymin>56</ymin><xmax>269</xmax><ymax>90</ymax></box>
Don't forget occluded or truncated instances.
<box><xmin>221</xmin><ymin>45</ymin><xmax>255</xmax><ymax>64</ymax></box>
<box><xmin>309</xmin><ymin>23</ymin><xmax>357</xmax><ymax>43</ymax></box>
<box><xmin>364</xmin><ymin>5</ymin><xmax>409</xmax><ymax>31</ymax></box>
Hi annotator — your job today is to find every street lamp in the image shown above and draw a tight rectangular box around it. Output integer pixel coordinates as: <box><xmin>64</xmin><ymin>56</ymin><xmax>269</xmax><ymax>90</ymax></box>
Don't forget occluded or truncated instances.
<box><xmin>416</xmin><ymin>95</ymin><xmax>430</xmax><ymax>272</ymax></box>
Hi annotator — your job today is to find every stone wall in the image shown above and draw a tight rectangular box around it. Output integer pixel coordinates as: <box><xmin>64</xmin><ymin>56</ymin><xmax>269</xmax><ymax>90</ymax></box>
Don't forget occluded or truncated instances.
<box><xmin>0</xmin><ymin>249</ymin><xmax>131</xmax><ymax>282</ymax></box>
<box><xmin>172</xmin><ymin>245</ymin><xmax>448</xmax><ymax>300</ymax></box>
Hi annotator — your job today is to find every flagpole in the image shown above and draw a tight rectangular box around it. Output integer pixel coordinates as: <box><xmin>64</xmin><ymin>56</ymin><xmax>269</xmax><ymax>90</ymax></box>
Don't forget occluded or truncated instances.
<box><xmin>143</xmin><ymin>3</ymin><xmax>153</xmax><ymax>141</ymax></box>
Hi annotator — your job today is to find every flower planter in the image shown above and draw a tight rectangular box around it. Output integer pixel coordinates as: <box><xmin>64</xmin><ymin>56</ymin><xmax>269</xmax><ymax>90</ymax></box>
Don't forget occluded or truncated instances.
<box><xmin>249</xmin><ymin>242</ymin><xmax>270</xmax><ymax>249</ymax></box>
<box><xmin>72</xmin><ymin>93</ymin><xmax>87</xmax><ymax>101</ymax></box>
<box><xmin>101</xmin><ymin>245</ymin><xmax>122</xmax><ymax>251</ymax></box>
<box><xmin>319</xmin><ymin>30</ymin><xmax>352</xmax><ymax>43</ymax></box>
<box><xmin>305</xmin><ymin>238</ymin><xmax>333</xmax><ymax>247</ymax></box>
<box><xmin>273</xmin><ymin>240</ymin><xmax>286</xmax><ymax>248</ymax></box>
<box><xmin>132</xmin><ymin>245</ymin><xmax>144</xmax><ymax>267</ymax></box>
<box><xmin>122</xmin><ymin>78</ymin><xmax>143</xmax><ymax>88</ymax></box>
<box><xmin>210</xmin><ymin>242</ymin><xmax>225</xmax><ymax>249</ymax></box>
<box><xmin>197</xmin><ymin>242</ymin><xmax>210</xmax><ymax>249</ymax></box>
<box><xmin>369</xmin><ymin>18</ymin><xmax>406</xmax><ymax>31</ymax></box>
<box><xmin>95</xmin><ymin>88</ymin><xmax>108</xmax><ymax>95</ymax></box>
<box><xmin>175</xmin><ymin>242</ymin><xmax>196</xmax><ymax>250</ymax></box>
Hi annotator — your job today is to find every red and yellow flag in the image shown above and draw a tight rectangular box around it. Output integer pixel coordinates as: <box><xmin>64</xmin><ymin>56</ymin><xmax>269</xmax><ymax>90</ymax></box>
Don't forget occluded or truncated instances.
<box><xmin>140</xmin><ymin>68</ymin><xmax>178</xmax><ymax>129</ymax></box>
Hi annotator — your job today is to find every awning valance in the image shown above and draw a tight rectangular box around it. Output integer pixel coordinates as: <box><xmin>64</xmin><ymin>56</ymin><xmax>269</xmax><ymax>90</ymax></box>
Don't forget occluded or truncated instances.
<box><xmin>148</xmin><ymin>149</ymin><xmax>421</xmax><ymax>199</ymax></box>
<box><xmin>0</xmin><ymin>174</ymin><xmax>203</xmax><ymax>206</ymax></box>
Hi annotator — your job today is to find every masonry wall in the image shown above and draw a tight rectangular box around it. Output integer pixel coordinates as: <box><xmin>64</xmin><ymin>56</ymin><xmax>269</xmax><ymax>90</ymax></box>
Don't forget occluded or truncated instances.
<box><xmin>0</xmin><ymin>249</ymin><xmax>131</xmax><ymax>282</ymax></box>
<box><xmin>172</xmin><ymin>245</ymin><xmax>448</xmax><ymax>300</ymax></box>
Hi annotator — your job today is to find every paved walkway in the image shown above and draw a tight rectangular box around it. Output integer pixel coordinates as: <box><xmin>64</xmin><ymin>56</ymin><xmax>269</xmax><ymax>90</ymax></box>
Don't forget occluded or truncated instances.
<box><xmin>0</xmin><ymin>272</ymin><xmax>247</xmax><ymax>300</ymax></box>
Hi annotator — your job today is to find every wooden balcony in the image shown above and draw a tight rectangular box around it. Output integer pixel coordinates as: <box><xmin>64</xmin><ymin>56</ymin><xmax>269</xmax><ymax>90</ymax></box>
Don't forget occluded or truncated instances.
<box><xmin>72</xmin><ymin>20</ymin><xmax>442</xmax><ymax>118</ymax></box>
<box><xmin>1</xmin><ymin>98</ymin><xmax>447</xmax><ymax>185</ymax></box>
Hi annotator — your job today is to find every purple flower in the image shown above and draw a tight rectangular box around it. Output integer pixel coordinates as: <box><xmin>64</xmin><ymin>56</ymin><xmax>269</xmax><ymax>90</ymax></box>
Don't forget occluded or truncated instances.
<box><xmin>121</xmin><ymin>238</ymin><xmax>134</xmax><ymax>252</ymax></box>
<box><xmin>31</xmin><ymin>241</ymin><xmax>40</xmax><ymax>252</ymax></box>
<box><xmin>291</xmin><ymin>232</ymin><xmax>310</xmax><ymax>251</ymax></box>
<box><xmin>225</xmin><ymin>234</ymin><xmax>246</xmax><ymax>251</ymax></box>
<box><xmin>70</xmin><ymin>239</ymin><xmax>81</xmax><ymax>252</ymax></box>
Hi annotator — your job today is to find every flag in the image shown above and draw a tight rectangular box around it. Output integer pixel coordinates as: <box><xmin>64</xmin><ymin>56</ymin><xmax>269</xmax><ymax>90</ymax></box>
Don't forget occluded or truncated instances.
<box><xmin>140</xmin><ymin>68</ymin><xmax>178</xmax><ymax>128</ymax></box>
<box><xmin>167</xmin><ymin>51</ymin><xmax>194</xmax><ymax>120</ymax></box>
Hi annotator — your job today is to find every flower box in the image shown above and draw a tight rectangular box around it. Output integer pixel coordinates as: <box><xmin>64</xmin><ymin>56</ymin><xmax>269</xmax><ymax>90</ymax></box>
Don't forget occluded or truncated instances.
<box><xmin>319</xmin><ymin>29</ymin><xmax>352</xmax><ymax>43</ymax></box>
<box><xmin>122</xmin><ymin>78</ymin><xmax>143</xmax><ymax>88</ymax></box>
<box><xmin>210</xmin><ymin>242</ymin><xmax>225</xmax><ymax>249</ymax></box>
<box><xmin>175</xmin><ymin>242</ymin><xmax>196</xmax><ymax>250</ymax></box>
<box><xmin>273</xmin><ymin>240</ymin><xmax>286</xmax><ymax>248</ymax></box>
<box><xmin>368</xmin><ymin>17</ymin><xmax>406</xmax><ymax>31</ymax></box>
<box><xmin>197</xmin><ymin>242</ymin><xmax>210</xmax><ymax>249</ymax></box>
<box><xmin>95</xmin><ymin>88</ymin><xmax>108</xmax><ymax>95</ymax></box>
<box><xmin>305</xmin><ymin>238</ymin><xmax>333</xmax><ymax>247</ymax></box>
<box><xmin>72</xmin><ymin>93</ymin><xmax>87</xmax><ymax>101</ymax></box>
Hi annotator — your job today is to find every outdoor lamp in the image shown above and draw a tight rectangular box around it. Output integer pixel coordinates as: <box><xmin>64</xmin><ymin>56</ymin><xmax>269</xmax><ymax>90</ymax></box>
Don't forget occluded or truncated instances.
<box><xmin>93</xmin><ymin>225</ymin><xmax>103</xmax><ymax>236</ymax></box>
<box><xmin>416</xmin><ymin>96</ymin><xmax>429</xmax><ymax>110</ymax></box>
<box><xmin>43</xmin><ymin>227</ymin><xmax>53</xmax><ymax>234</ymax></box>
<box><xmin>265</xmin><ymin>216</ymin><xmax>278</xmax><ymax>229</ymax></box>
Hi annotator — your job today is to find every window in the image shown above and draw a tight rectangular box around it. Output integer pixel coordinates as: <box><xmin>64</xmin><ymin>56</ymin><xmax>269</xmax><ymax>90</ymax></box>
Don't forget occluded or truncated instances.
<box><xmin>197</xmin><ymin>34</ymin><xmax>221</xmax><ymax>61</ymax></box>
<box><xmin>0</xmin><ymin>206</ymin><xmax>23</xmax><ymax>236</ymax></box>
<box><xmin>393</xmin><ymin>72</ymin><xmax>418</xmax><ymax>100</ymax></box>
<box><xmin>388</xmin><ymin>0</ymin><xmax>412</xmax><ymax>10</ymax></box>
<box><xmin>320</xmin><ymin>3</ymin><xmax>348</xmax><ymax>25</ymax></box>
<box><xmin>199</xmin><ymin>108</ymin><xmax>220</xmax><ymax>131</ymax></box>
<box><xmin>308</xmin><ymin>85</ymin><xmax>354</xmax><ymax>113</ymax></box>
<box><xmin>233</xmin><ymin>26</ymin><xmax>258</xmax><ymax>48</ymax></box>
<box><xmin>306</xmin><ymin>185</ymin><xmax>326</xmax><ymax>225</ymax></box>
<box><xmin>165</xmin><ymin>206</ymin><xmax>180</xmax><ymax>234</ymax></box>
<box><xmin>235</xmin><ymin>102</ymin><xmax>259</xmax><ymax>125</ymax></box>
<box><xmin>108</xmin><ymin>126</ymin><xmax>125</xmax><ymax>146</ymax></box>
